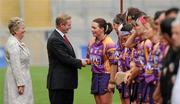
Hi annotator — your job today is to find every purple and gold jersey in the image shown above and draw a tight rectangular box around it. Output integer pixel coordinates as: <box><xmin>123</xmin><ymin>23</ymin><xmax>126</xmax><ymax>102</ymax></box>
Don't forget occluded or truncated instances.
<box><xmin>113</xmin><ymin>40</ymin><xmax>124</xmax><ymax>65</ymax></box>
<box><xmin>143</xmin><ymin>42</ymin><xmax>168</xmax><ymax>83</ymax></box>
<box><xmin>132</xmin><ymin>39</ymin><xmax>153</xmax><ymax>82</ymax></box>
<box><xmin>117</xmin><ymin>47</ymin><xmax>132</xmax><ymax>72</ymax></box>
<box><xmin>131</xmin><ymin>36</ymin><xmax>145</xmax><ymax>68</ymax></box>
<box><xmin>136</xmin><ymin>39</ymin><xmax>152</xmax><ymax>67</ymax></box>
<box><xmin>87</xmin><ymin>36</ymin><xmax>116</xmax><ymax>73</ymax></box>
<box><xmin>153</xmin><ymin>42</ymin><xmax>168</xmax><ymax>70</ymax></box>
<box><xmin>113</xmin><ymin>39</ymin><xmax>132</xmax><ymax>72</ymax></box>
<box><xmin>135</xmin><ymin>41</ymin><xmax>146</xmax><ymax>68</ymax></box>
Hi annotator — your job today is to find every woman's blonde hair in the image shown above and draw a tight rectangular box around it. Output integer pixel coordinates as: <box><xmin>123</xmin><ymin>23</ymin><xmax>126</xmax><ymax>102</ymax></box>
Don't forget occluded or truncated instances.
<box><xmin>8</xmin><ymin>17</ymin><xmax>24</xmax><ymax>35</ymax></box>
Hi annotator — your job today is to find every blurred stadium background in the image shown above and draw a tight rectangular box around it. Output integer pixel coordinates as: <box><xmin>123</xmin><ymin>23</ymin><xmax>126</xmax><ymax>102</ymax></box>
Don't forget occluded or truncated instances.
<box><xmin>0</xmin><ymin>0</ymin><xmax>180</xmax><ymax>67</ymax></box>
<box><xmin>0</xmin><ymin>0</ymin><xmax>179</xmax><ymax>104</ymax></box>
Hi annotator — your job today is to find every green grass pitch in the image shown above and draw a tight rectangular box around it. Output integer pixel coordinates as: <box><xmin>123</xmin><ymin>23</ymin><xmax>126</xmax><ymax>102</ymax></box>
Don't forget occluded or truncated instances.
<box><xmin>0</xmin><ymin>66</ymin><xmax>120</xmax><ymax>104</ymax></box>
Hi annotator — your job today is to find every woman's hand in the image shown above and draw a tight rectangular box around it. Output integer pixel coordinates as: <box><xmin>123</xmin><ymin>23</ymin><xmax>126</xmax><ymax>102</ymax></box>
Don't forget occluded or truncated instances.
<box><xmin>18</xmin><ymin>85</ymin><xmax>25</xmax><ymax>95</ymax></box>
<box><xmin>124</xmin><ymin>71</ymin><xmax>132</xmax><ymax>86</ymax></box>
<box><xmin>153</xmin><ymin>83</ymin><xmax>163</xmax><ymax>103</ymax></box>
<box><xmin>108</xmin><ymin>82</ymin><xmax>115</xmax><ymax>92</ymax></box>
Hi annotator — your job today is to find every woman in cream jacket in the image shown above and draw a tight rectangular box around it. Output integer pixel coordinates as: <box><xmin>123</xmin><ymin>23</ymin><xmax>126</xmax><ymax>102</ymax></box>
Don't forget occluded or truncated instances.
<box><xmin>4</xmin><ymin>17</ymin><xmax>33</xmax><ymax>104</ymax></box>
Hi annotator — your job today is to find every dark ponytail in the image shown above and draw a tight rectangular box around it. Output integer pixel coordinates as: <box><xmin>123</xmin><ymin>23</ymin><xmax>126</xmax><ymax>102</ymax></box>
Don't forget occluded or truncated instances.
<box><xmin>105</xmin><ymin>22</ymin><xmax>113</xmax><ymax>35</ymax></box>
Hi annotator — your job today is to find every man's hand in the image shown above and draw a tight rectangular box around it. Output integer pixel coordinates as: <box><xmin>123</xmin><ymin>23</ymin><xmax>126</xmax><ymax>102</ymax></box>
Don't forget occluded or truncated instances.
<box><xmin>81</xmin><ymin>59</ymin><xmax>89</xmax><ymax>67</ymax></box>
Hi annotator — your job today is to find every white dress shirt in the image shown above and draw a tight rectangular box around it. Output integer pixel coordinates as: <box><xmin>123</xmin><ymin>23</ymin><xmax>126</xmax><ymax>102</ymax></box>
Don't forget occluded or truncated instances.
<box><xmin>55</xmin><ymin>28</ymin><xmax>65</xmax><ymax>38</ymax></box>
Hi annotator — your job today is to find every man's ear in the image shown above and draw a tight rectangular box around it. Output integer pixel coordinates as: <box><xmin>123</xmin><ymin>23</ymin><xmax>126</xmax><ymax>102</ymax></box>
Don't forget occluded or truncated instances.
<box><xmin>58</xmin><ymin>23</ymin><xmax>64</xmax><ymax>28</ymax></box>
<box><xmin>56</xmin><ymin>24</ymin><xmax>61</xmax><ymax>28</ymax></box>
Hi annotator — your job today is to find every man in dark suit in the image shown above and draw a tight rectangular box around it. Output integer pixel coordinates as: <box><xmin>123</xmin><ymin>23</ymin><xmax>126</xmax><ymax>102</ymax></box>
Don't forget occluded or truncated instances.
<box><xmin>47</xmin><ymin>14</ymin><xmax>87</xmax><ymax>104</ymax></box>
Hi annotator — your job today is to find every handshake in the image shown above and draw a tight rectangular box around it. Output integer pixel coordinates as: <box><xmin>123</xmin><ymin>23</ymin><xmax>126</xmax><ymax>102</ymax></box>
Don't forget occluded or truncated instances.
<box><xmin>81</xmin><ymin>58</ymin><xmax>91</xmax><ymax>67</ymax></box>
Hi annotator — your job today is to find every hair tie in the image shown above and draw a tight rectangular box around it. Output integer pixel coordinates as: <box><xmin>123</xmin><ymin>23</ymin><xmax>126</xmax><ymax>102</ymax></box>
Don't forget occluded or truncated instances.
<box><xmin>105</xmin><ymin>24</ymin><xmax>109</xmax><ymax>32</ymax></box>
<box><xmin>139</xmin><ymin>16</ymin><xmax>147</xmax><ymax>24</ymax></box>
